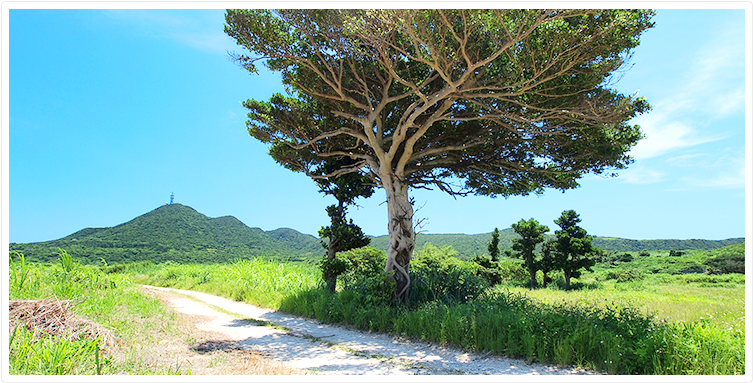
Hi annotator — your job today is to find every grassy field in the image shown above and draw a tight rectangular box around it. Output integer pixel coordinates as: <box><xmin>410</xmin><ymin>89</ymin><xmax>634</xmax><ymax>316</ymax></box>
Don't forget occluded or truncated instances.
<box><xmin>7</xmin><ymin>244</ymin><xmax>747</xmax><ymax>375</ymax></box>
<box><xmin>8</xmin><ymin>251</ymin><xmax>190</xmax><ymax>374</ymax></box>
<box><xmin>7</xmin><ymin>252</ymin><xmax>296</xmax><ymax>375</ymax></box>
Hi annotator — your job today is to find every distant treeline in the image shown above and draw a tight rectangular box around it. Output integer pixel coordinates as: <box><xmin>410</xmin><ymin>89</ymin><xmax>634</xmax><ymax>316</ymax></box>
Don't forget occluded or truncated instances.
<box><xmin>10</xmin><ymin>203</ymin><xmax>743</xmax><ymax>265</ymax></box>
<box><xmin>368</xmin><ymin>232</ymin><xmax>744</xmax><ymax>259</ymax></box>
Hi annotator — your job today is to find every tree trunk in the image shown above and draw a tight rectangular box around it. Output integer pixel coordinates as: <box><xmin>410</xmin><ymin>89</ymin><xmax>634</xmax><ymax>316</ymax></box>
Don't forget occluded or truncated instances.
<box><xmin>528</xmin><ymin>266</ymin><xmax>538</xmax><ymax>289</ymax></box>
<box><xmin>324</xmin><ymin>240</ymin><xmax>337</xmax><ymax>293</ymax></box>
<box><xmin>382</xmin><ymin>175</ymin><xmax>414</xmax><ymax>304</ymax></box>
<box><xmin>324</xmin><ymin>199</ymin><xmax>345</xmax><ymax>294</ymax></box>
<box><xmin>564</xmin><ymin>271</ymin><xmax>572</xmax><ymax>289</ymax></box>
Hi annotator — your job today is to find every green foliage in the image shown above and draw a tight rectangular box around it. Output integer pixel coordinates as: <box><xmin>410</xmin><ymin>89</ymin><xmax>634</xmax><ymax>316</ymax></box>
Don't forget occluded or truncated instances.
<box><xmin>7</xmin><ymin>252</ymin><xmax>190</xmax><ymax>375</ymax></box>
<box><xmin>227</xmin><ymin>9</ymin><xmax>654</xmax><ymax>199</ymax></box>
<box><xmin>472</xmin><ymin>255</ymin><xmax>502</xmax><ymax>286</ymax></box>
<box><xmin>656</xmin><ymin>320</ymin><xmax>745</xmax><ymax>374</ymax></box>
<box><xmin>703</xmin><ymin>243</ymin><xmax>745</xmax><ymax>274</ymax></box>
<box><xmin>142</xmin><ymin>257</ymin><xmax>320</xmax><ymax>309</ymax></box>
<box><xmin>496</xmin><ymin>259</ymin><xmax>531</xmax><ymax>284</ymax></box>
<box><xmin>487</xmin><ymin>228</ymin><xmax>501</xmax><ymax>262</ymax></box>
<box><xmin>129</xmin><ymin>253</ymin><xmax>744</xmax><ymax>375</ymax></box>
<box><xmin>603</xmin><ymin>268</ymin><xmax>645</xmax><ymax>283</ymax></box>
<box><xmin>510</xmin><ymin>218</ymin><xmax>550</xmax><ymax>288</ymax></box>
<box><xmin>409</xmin><ymin>244</ymin><xmax>489</xmax><ymax>306</ymax></box>
<box><xmin>9</xmin><ymin>327</ymin><xmax>106</xmax><ymax>375</ymax></box>
<box><xmin>319</xmin><ymin>256</ymin><xmax>348</xmax><ymax>280</ymax></box>
<box><xmin>368</xmin><ymin>233</ymin><xmax>743</xmax><ymax>260</ymax></box>
<box><xmin>591</xmin><ymin>237</ymin><xmax>744</xmax><ymax>252</ymax></box>
<box><xmin>337</xmin><ymin>247</ymin><xmax>388</xmax><ymax>284</ymax></box>
<box><xmin>315</xmin><ymin>156</ymin><xmax>374</xmax><ymax>292</ymax></box>
<box><xmin>552</xmin><ymin>210</ymin><xmax>597</xmax><ymax>288</ymax></box>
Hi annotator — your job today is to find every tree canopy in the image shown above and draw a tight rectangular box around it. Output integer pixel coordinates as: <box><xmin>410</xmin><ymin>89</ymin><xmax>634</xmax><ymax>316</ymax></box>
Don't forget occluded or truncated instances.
<box><xmin>553</xmin><ymin>210</ymin><xmax>597</xmax><ymax>288</ymax></box>
<box><xmin>510</xmin><ymin>218</ymin><xmax>549</xmax><ymax>288</ymax></box>
<box><xmin>225</xmin><ymin>9</ymin><xmax>654</xmax><ymax>302</ymax></box>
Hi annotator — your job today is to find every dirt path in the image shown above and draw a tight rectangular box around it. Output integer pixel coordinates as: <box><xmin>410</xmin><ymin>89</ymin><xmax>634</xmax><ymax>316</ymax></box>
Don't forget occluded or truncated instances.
<box><xmin>143</xmin><ymin>285</ymin><xmax>598</xmax><ymax>376</ymax></box>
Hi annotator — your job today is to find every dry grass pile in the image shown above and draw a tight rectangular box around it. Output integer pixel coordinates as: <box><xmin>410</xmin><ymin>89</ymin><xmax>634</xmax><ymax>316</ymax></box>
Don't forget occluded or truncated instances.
<box><xmin>9</xmin><ymin>298</ymin><xmax>115</xmax><ymax>345</ymax></box>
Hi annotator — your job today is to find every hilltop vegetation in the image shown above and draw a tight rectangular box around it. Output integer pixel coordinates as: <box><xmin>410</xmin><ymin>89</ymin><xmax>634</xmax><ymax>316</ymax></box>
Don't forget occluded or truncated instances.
<box><xmin>369</xmin><ymin>232</ymin><xmax>744</xmax><ymax>260</ymax></box>
<box><xmin>10</xmin><ymin>203</ymin><xmax>743</xmax><ymax>266</ymax></box>
<box><xmin>10</xmin><ymin>204</ymin><xmax>322</xmax><ymax>265</ymax></box>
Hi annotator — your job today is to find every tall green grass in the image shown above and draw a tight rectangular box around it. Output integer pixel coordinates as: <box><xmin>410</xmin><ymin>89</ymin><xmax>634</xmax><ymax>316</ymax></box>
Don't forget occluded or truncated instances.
<box><xmin>134</xmin><ymin>248</ymin><xmax>745</xmax><ymax>375</ymax></box>
<box><xmin>8</xmin><ymin>251</ymin><xmax>190</xmax><ymax>375</ymax></box>
<box><xmin>137</xmin><ymin>257</ymin><xmax>320</xmax><ymax>309</ymax></box>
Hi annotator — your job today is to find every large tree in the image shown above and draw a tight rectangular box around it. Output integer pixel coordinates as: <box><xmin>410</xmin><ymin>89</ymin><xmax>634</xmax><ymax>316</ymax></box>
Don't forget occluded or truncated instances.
<box><xmin>225</xmin><ymin>9</ymin><xmax>653</xmax><ymax>302</ymax></box>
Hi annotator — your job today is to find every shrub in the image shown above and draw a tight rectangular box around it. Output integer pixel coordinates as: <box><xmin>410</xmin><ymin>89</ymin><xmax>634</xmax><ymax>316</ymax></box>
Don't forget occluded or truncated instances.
<box><xmin>704</xmin><ymin>254</ymin><xmax>745</xmax><ymax>274</ymax></box>
<box><xmin>604</xmin><ymin>268</ymin><xmax>645</xmax><ymax>283</ymax></box>
<box><xmin>472</xmin><ymin>255</ymin><xmax>502</xmax><ymax>286</ymax></box>
<box><xmin>409</xmin><ymin>244</ymin><xmax>488</xmax><ymax>306</ymax></box>
<box><xmin>496</xmin><ymin>259</ymin><xmax>529</xmax><ymax>283</ymax></box>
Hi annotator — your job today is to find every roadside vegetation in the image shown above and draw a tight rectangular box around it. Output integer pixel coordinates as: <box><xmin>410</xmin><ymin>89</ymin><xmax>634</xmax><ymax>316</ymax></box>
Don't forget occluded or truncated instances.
<box><xmin>135</xmin><ymin>241</ymin><xmax>744</xmax><ymax>375</ymax></box>
<box><xmin>9</xmin><ymin>238</ymin><xmax>745</xmax><ymax>375</ymax></box>
<box><xmin>7</xmin><ymin>251</ymin><xmax>293</xmax><ymax>375</ymax></box>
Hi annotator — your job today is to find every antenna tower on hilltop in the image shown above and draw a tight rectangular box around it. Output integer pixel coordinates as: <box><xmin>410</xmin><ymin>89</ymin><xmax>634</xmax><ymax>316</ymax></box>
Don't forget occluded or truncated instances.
<box><xmin>170</xmin><ymin>192</ymin><xmax>174</xmax><ymax>205</ymax></box>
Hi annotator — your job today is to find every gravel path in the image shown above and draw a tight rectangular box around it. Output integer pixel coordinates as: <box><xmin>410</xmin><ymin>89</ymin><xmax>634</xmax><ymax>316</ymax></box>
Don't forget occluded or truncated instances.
<box><xmin>143</xmin><ymin>285</ymin><xmax>597</xmax><ymax>376</ymax></box>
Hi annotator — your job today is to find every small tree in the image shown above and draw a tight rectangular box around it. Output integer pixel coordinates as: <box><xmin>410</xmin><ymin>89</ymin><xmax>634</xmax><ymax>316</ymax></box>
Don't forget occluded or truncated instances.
<box><xmin>487</xmin><ymin>228</ymin><xmax>501</xmax><ymax>262</ymax></box>
<box><xmin>510</xmin><ymin>218</ymin><xmax>549</xmax><ymax>288</ymax></box>
<box><xmin>315</xmin><ymin>157</ymin><xmax>375</xmax><ymax>293</ymax></box>
<box><xmin>552</xmin><ymin>210</ymin><xmax>596</xmax><ymax>289</ymax></box>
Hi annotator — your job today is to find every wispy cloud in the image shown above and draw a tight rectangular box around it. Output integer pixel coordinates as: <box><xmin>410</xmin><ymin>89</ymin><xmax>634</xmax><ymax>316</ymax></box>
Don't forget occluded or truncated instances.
<box><xmin>668</xmin><ymin>149</ymin><xmax>746</xmax><ymax>189</ymax></box>
<box><xmin>100</xmin><ymin>9</ymin><xmax>235</xmax><ymax>55</ymax></box>
<box><xmin>628</xmin><ymin>23</ymin><xmax>744</xmax><ymax>161</ymax></box>
<box><xmin>617</xmin><ymin>165</ymin><xmax>666</xmax><ymax>185</ymax></box>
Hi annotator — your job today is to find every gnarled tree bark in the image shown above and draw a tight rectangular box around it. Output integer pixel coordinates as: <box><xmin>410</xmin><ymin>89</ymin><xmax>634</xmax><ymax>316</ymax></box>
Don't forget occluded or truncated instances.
<box><xmin>381</xmin><ymin>174</ymin><xmax>414</xmax><ymax>303</ymax></box>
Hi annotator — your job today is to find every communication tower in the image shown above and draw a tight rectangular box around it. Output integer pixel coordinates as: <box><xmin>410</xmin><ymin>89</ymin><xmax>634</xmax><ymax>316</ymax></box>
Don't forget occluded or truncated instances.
<box><xmin>170</xmin><ymin>192</ymin><xmax>174</xmax><ymax>205</ymax></box>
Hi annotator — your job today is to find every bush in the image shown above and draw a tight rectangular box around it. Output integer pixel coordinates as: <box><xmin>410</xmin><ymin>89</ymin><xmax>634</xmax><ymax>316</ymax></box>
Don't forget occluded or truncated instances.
<box><xmin>409</xmin><ymin>244</ymin><xmax>489</xmax><ymax>306</ymax></box>
<box><xmin>604</xmin><ymin>268</ymin><xmax>645</xmax><ymax>283</ymax></box>
<box><xmin>619</xmin><ymin>253</ymin><xmax>634</xmax><ymax>262</ymax></box>
<box><xmin>472</xmin><ymin>255</ymin><xmax>502</xmax><ymax>286</ymax></box>
<box><xmin>337</xmin><ymin>247</ymin><xmax>388</xmax><ymax>289</ymax></box>
<box><xmin>704</xmin><ymin>254</ymin><xmax>745</xmax><ymax>274</ymax></box>
<box><xmin>496</xmin><ymin>259</ymin><xmax>529</xmax><ymax>283</ymax></box>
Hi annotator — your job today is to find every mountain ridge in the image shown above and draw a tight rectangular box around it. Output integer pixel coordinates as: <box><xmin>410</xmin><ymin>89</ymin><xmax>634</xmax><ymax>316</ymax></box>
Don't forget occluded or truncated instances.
<box><xmin>10</xmin><ymin>204</ymin><xmax>744</xmax><ymax>264</ymax></box>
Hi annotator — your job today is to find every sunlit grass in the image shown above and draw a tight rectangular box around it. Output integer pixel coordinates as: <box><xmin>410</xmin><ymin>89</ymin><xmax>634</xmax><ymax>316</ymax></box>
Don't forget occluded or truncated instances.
<box><xmin>501</xmin><ymin>277</ymin><xmax>745</xmax><ymax>330</ymax></box>
<box><xmin>8</xmin><ymin>251</ymin><xmax>192</xmax><ymax>375</ymax></box>
<box><xmin>135</xmin><ymin>258</ymin><xmax>320</xmax><ymax>309</ymax></box>
<box><xmin>27</xmin><ymin>247</ymin><xmax>743</xmax><ymax>376</ymax></box>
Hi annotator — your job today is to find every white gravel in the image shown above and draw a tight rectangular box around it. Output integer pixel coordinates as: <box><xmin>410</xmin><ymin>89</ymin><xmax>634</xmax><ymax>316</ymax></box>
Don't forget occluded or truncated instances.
<box><xmin>143</xmin><ymin>285</ymin><xmax>598</xmax><ymax>376</ymax></box>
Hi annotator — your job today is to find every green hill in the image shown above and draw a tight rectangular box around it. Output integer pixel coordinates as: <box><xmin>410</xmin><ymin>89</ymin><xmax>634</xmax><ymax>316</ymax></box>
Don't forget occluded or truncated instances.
<box><xmin>10</xmin><ymin>204</ymin><xmax>323</xmax><ymax>264</ymax></box>
<box><xmin>11</xmin><ymin>203</ymin><xmax>743</xmax><ymax>265</ymax></box>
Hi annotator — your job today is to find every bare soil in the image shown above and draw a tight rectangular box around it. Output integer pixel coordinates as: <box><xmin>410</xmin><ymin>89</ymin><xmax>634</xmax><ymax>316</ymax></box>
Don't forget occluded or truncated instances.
<box><xmin>140</xmin><ymin>286</ymin><xmax>300</xmax><ymax>375</ymax></box>
<box><xmin>142</xmin><ymin>285</ymin><xmax>598</xmax><ymax>376</ymax></box>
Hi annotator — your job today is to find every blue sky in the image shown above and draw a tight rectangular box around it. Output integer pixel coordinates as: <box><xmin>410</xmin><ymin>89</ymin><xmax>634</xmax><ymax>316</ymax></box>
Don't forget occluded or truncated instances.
<box><xmin>4</xmin><ymin>6</ymin><xmax>750</xmax><ymax>244</ymax></box>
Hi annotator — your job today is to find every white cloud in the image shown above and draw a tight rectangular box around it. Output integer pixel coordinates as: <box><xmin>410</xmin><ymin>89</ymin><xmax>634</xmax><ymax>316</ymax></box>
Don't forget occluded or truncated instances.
<box><xmin>617</xmin><ymin>165</ymin><xmax>666</xmax><ymax>185</ymax></box>
<box><xmin>629</xmin><ymin>112</ymin><xmax>729</xmax><ymax>160</ymax></box>
<box><xmin>669</xmin><ymin>149</ymin><xmax>746</xmax><ymax>189</ymax></box>
<box><xmin>628</xmin><ymin>22</ymin><xmax>744</xmax><ymax>161</ymax></box>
